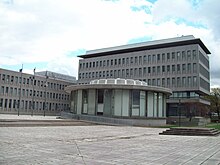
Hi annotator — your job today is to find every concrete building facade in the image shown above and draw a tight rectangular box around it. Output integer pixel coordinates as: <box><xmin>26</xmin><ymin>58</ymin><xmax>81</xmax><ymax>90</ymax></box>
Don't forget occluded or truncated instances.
<box><xmin>65</xmin><ymin>78</ymin><xmax>172</xmax><ymax>126</ymax></box>
<box><xmin>0</xmin><ymin>68</ymin><xmax>76</xmax><ymax>115</ymax></box>
<box><xmin>77</xmin><ymin>35</ymin><xmax>210</xmax><ymax>117</ymax></box>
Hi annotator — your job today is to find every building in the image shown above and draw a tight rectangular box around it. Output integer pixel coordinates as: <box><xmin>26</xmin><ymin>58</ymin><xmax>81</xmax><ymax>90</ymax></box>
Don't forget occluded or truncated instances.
<box><xmin>65</xmin><ymin>78</ymin><xmax>172</xmax><ymax>126</ymax></box>
<box><xmin>0</xmin><ymin>68</ymin><xmax>76</xmax><ymax>115</ymax></box>
<box><xmin>77</xmin><ymin>35</ymin><xmax>210</xmax><ymax>117</ymax></box>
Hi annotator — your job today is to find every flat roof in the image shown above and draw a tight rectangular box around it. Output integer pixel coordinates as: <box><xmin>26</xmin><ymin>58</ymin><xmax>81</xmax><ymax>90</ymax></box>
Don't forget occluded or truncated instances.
<box><xmin>78</xmin><ymin>35</ymin><xmax>211</xmax><ymax>59</ymax></box>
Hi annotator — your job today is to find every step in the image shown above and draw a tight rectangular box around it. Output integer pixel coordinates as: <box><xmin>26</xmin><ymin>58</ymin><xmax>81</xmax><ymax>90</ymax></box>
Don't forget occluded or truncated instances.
<box><xmin>159</xmin><ymin>127</ymin><xmax>220</xmax><ymax>136</ymax></box>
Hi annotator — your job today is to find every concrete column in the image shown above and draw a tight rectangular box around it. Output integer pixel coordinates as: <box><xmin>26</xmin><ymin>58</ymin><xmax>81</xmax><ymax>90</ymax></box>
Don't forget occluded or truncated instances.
<box><xmin>88</xmin><ymin>89</ymin><xmax>96</xmax><ymax>115</ymax></box>
<box><xmin>76</xmin><ymin>90</ymin><xmax>82</xmax><ymax>115</ymax></box>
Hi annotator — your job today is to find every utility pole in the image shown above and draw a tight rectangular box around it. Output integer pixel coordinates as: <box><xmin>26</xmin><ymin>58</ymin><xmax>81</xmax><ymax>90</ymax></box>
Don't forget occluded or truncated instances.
<box><xmin>18</xmin><ymin>64</ymin><xmax>23</xmax><ymax>116</ymax></box>
<box><xmin>44</xmin><ymin>71</ymin><xmax>48</xmax><ymax>117</ymax></box>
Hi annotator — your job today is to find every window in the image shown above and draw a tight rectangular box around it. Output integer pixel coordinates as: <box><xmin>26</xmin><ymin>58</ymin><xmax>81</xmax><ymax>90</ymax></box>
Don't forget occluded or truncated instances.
<box><xmin>130</xmin><ymin>57</ymin><xmax>133</xmax><ymax>64</ymax></box>
<box><xmin>148</xmin><ymin>67</ymin><xmax>151</xmax><ymax>74</ymax></box>
<box><xmin>148</xmin><ymin>79</ymin><xmax>151</xmax><ymax>85</ymax></box>
<box><xmin>130</xmin><ymin>68</ymin><xmax>133</xmax><ymax>76</ymax></box>
<box><xmin>187</xmin><ymin>63</ymin><xmax>191</xmax><ymax>73</ymax></box>
<box><xmin>98</xmin><ymin>90</ymin><xmax>104</xmax><ymax>104</ymax></box>
<box><xmin>139</xmin><ymin>68</ymin><xmax>142</xmax><ymax>76</ymax></box>
<box><xmin>167</xmin><ymin>78</ymin><xmax>170</xmax><ymax>86</ymax></box>
<box><xmin>126</xmin><ymin>58</ymin><xmax>129</xmax><ymax>65</ymax></box>
<box><xmin>188</xmin><ymin>76</ymin><xmax>191</xmax><ymax>87</ymax></box>
<box><xmin>118</xmin><ymin>59</ymin><xmax>121</xmax><ymax>65</ymax></box>
<box><xmin>182</xmin><ymin>64</ymin><xmax>186</xmax><ymax>73</ymax></box>
<box><xmin>143</xmin><ymin>67</ymin><xmax>146</xmax><ymax>74</ymax></box>
<box><xmin>126</xmin><ymin>69</ymin><xmax>129</xmax><ymax>77</ymax></box>
<box><xmin>139</xmin><ymin>56</ymin><xmax>142</xmax><ymax>64</ymax></box>
<box><xmin>187</xmin><ymin>50</ymin><xmax>191</xmax><ymax>60</ymax></box>
<box><xmin>177</xmin><ymin>77</ymin><xmax>181</xmax><ymax>87</ymax></box>
<box><xmin>6</xmin><ymin>75</ymin><xmax>10</xmax><ymax>82</ymax></box>
<box><xmin>172</xmin><ymin>65</ymin><xmax>175</xmax><ymax>73</ymax></box>
<box><xmin>135</xmin><ymin>57</ymin><xmax>138</xmax><ymax>64</ymax></box>
<box><xmin>157</xmin><ymin>78</ymin><xmax>160</xmax><ymax>86</ymax></box>
<box><xmin>122</xmin><ymin>58</ymin><xmax>125</xmax><ymax>65</ymax></box>
<box><xmin>157</xmin><ymin>66</ymin><xmax>160</xmax><ymax>74</ymax></box>
<box><xmin>167</xmin><ymin>65</ymin><xmax>170</xmax><ymax>73</ymax></box>
<box><xmin>167</xmin><ymin>53</ymin><xmax>170</xmax><ymax>61</ymax></box>
<box><xmin>177</xmin><ymin>64</ymin><xmax>180</xmax><ymax>72</ymax></box>
<box><xmin>132</xmin><ymin>90</ymin><xmax>140</xmax><ymax>106</ymax></box>
<box><xmin>0</xmin><ymin>98</ymin><xmax>3</xmax><ymax>108</ymax></box>
<box><xmin>148</xmin><ymin>55</ymin><xmax>151</xmax><ymax>63</ymax></box>
<box><xmin>143</xmin><ymin>55</ymin><xmax>147</xmax><ymax>63</ymax></box>
<box><xmin>11</xmin><ymin>76</ymin><xmax>14</xmax><ymax>83</ymax></box>
<box><xmin>114</xmin><ymin>59</ymin><xmax>117</xmax><ymax>65</ymax></box>
<box><xmin>162</xmin><ymin>66</ymin><xmax>165</xmax><ymax>73</ymax></box>
<box><xmin>157</xmin><ymin>54</ymin><xmax>160</xmax><ymax>61</ymax></box>
<box><xmin>193</xmin><ymin>63</ymin><xmax>197</xmax><ymax>73</ymax></box>
<box><xmin>193</xmin><ymin>76</ymin><xmax>197</xmax><ymax>86</ymax></box>
<box><xmin>182</xmin><ymin>77</ymin><xmax>186</xmax><ymax>87</ymax></box>
<box><xmin>162</xmin><ymin>53</ymin><xmax>165</xmax><ymax>62</ymax></box>
<box><xmin>152</xmin><ymin>66</ymin><xmax>156</xmax><ymax>74</ymax></box>
<box><xmin>172</xmin><ymin>78</ymin><xmax>176</xmax><ymax>87</ymax></box>
<box><xmin>6</xmin><ymin>87</ymin><xmax>8</xmax><ymax>94</ymax></box>
<box><xmin>193</xmin><ymin>50</ymin><xmax>197</xmax><ymax>59</ymax></box>
<box><xmin>2</xmin><ymin>74</ymin><xmax>5</xmax><ymax>81</ymax></box>
<box><xmin>182</xmin><ymin>51</ymin><xmax>186</xmax><ymax>60</ymax></box>
<box><xmin>152</xmin><ymin>54</ymin><xmax>156</xmax><ymax>62</ymax></box>
<box><xmin>162</xmin><ymin>78</ymin><xmax>165</xmax><ymax>87</ymax></box>
<box><xmin>1</xmin><ymin>86</ymin><xmax>4</xmax><ymax>94</ymax></box>
<box><xmin>10</xmin><ymin>87</ymin><xmax>13</xmax><ymax>95</ymax></box>
<box><xmin>172</xmin><ymin>52</ymin><xmax>175</xmax><ymax>60</ymax></box>
<box><xmin>177</xmin><ymin>52</ymin><xmax>180</xmax><ymax>61</ymax></box>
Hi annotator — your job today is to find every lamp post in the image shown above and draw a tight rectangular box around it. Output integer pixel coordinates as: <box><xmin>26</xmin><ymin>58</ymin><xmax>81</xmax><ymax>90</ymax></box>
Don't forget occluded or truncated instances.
<box><xmin>18</xmin><ymin>64</ymin><xmax>23</xmax><ymax>116</ymax></box>
<box><xmin>31</xmin><ymin>68</ymin><xmax>36</xmax><ymax>116</ymax></box>
<box><xmin>178</xmin><ymin>99</ymin><xmax>181</xmax><ymax>127</ymax></box>
<box><xmin>44</xmin><ymin>71</ymin><xmax>48</xmax><ymax>117</ymax></box>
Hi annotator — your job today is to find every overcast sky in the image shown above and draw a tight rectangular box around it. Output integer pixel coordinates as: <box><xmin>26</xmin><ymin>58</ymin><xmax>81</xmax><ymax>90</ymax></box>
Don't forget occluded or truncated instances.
<box><xmin>0</xmin><ymin>0</ymin><xmax>220</xmax><ymax>87</ymax></box>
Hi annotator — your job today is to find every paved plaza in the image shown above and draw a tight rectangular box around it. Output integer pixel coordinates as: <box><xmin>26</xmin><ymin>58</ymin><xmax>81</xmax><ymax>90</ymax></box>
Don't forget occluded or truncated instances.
<box><xmin>0</xmin><ymin>115</ymin><xmax>220</xmax><ymax>165</ymax></box>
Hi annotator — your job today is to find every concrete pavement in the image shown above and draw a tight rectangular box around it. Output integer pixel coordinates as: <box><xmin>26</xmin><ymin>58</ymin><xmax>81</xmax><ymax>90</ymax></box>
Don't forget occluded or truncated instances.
<box><xmin>0</xmin><ymin>115</ymin><xmax>220</xmax><ymax>164</ymax></box>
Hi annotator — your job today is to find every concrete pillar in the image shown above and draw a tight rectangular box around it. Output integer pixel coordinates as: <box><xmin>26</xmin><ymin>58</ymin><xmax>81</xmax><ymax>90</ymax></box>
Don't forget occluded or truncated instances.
<box><xmin>76</xmin><ymin>90</ymin><xmax>82</xmax><ymax>115</ymax></box>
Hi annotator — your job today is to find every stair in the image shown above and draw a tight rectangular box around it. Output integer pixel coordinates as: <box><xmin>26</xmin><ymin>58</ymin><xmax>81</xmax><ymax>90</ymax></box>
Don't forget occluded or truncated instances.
<box><xmin>159</xmin><ymin>127</ymin><xmax>220</xmax><ymax>136</ymax></box>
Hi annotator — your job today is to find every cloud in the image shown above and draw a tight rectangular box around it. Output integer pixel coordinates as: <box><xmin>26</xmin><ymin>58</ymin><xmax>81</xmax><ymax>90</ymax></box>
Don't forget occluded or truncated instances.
<box><xmin>0</xmin><ymin>0</ymin><xmax>220</xmax><ymax>87</ymax></box>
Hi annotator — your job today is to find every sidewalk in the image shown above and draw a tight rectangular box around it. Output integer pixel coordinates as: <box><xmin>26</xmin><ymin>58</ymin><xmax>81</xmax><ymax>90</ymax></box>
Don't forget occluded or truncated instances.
<box><xmin>0</xmin><ymin>114</ymin><xmax>59</xmax><ymax>120</ymax></box>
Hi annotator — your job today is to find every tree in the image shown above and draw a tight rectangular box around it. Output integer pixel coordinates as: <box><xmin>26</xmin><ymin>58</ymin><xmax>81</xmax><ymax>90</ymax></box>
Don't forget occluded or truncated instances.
<box><xmin>207</xmin><ymin>88</ymin><xmax>220</xmax><ymax>120</ymax></box>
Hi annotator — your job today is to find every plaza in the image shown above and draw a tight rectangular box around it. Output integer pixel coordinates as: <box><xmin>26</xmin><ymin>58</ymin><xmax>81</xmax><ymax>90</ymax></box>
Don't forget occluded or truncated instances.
<box><xmin>0</xmin><ymin>115</ymin><xmax>220</xmax><ymax>164</ymax></box>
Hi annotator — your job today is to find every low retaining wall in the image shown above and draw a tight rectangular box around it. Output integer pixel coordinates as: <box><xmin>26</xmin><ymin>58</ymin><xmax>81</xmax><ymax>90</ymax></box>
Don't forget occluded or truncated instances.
<box><xmin>61</xmin><ymin>112</ymin><xmax>166</xmax><ymax>126</ymax></box>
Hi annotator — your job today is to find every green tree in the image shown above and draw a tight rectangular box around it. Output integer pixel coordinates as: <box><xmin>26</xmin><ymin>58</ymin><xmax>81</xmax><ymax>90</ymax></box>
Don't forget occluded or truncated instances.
<box><xmin>207</xmin><ymin>88</ymin><xmax>220</xmax><ymax>120</ymax></box>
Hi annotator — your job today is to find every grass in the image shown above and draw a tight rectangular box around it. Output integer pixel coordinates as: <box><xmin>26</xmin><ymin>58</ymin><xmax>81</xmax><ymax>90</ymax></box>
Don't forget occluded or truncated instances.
<box><xmin>206</xmin><ymin>123</ymin><xmax>220</xmax><ymax>130</ymax></box>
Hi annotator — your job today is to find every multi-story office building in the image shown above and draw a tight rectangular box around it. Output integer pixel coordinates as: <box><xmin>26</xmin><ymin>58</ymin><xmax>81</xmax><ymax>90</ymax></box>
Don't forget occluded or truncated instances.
<box><xmin>0</xmin><ymin>68</ymin><xmax>76</xmax><ymax>115</ymax></box>
<box><xmin>77</xmin><ymin>35</ymin><xmax>210</xmax><ymax>117</ymax></box>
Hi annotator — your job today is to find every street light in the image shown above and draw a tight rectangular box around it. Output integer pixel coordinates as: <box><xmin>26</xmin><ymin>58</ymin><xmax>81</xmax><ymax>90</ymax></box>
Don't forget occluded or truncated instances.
<box><xmin>178</xmin><ymin>99</ymin><xmax>181</xmax><ymax>127</ymax></box>
<box><xmin>44</xmin><ymin>71</ymin><xmax>48</xmax><ymax>117</ymax></box>
<box><xmin>18</xmin><ymin>64</ymin><xmax>23</xmax><ymax>116</ymax></box>
<box><xmin>31</xmin><ymin>68</ymin><xmax>36</xmax><ymax>116</ymax></box>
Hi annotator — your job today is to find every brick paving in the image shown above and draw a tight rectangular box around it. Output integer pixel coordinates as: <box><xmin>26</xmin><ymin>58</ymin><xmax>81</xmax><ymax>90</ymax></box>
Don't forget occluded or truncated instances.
<box><xmin>0</xmin><ymin>115</ymin><xmax>220</xmax><ymax>165</ymax></box>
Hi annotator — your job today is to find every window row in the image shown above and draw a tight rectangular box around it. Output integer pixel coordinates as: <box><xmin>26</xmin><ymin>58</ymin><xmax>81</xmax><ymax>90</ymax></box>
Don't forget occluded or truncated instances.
<box><xmin>79</xmin><ymin>50</ymin><xmax>197</xmax><ymax>70</ymax></box>
<box><xmin>0</xmin><ymin>98</ymin><xmax>69</xmax><ymax>111</ymax></box>
<box><xmin>0</xmin><ymin>86</ymin><xmax>69</xmax><ymax>101</ymax></box>
<box><xmin>169</xmin><ymin>91</ymin><xmax>200</xmax><ymax>99</ymax></box>
<box><xmin>79</xmin><ymin>63</ymin><xmax>198</xmax><ymax>80</ymax></box>
<box><xmin>0</xmin><ymin>74</ymin><xmax>66</xmax><ymax>90</ymax></box>
<box><xmin>144</xmin><ymin>76</ymin><xmax>198</xmax><ymax>88</ymax></box>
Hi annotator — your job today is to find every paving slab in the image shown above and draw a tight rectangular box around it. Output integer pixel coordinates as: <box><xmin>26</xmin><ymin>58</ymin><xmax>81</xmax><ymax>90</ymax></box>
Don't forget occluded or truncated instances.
<box><xmin>0</xmin><ymin>124</ymin><xmax>220</xmax><ymax>165</ymax></box>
